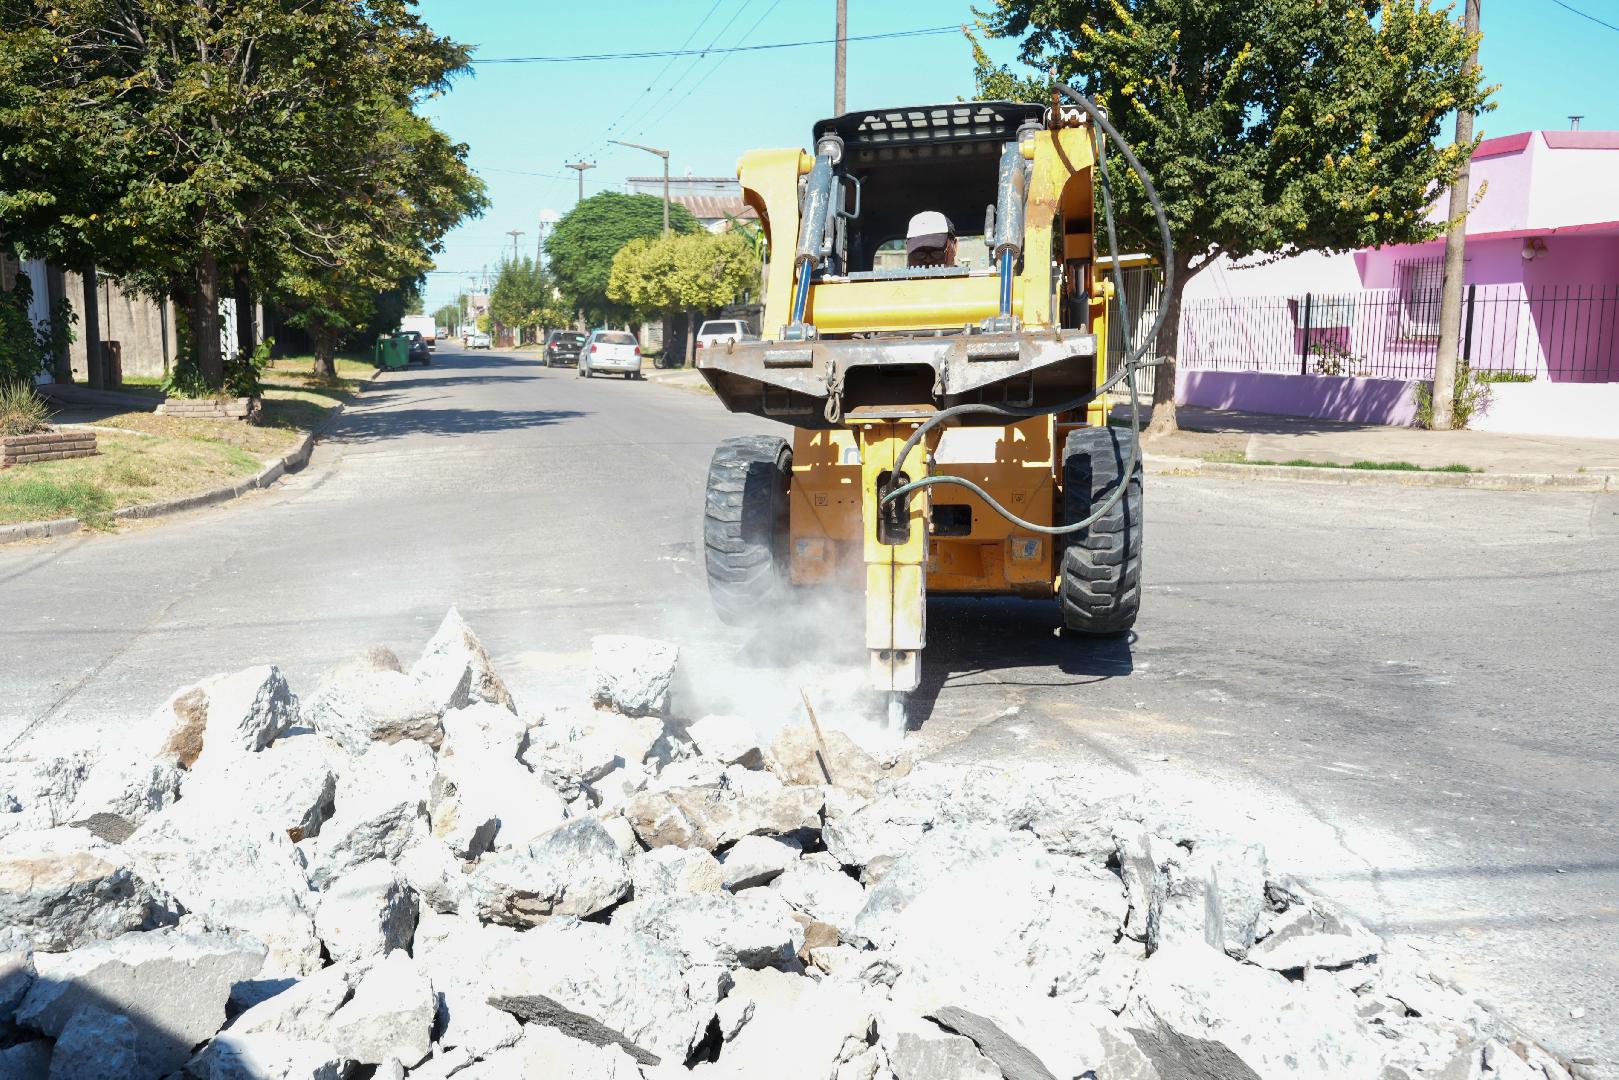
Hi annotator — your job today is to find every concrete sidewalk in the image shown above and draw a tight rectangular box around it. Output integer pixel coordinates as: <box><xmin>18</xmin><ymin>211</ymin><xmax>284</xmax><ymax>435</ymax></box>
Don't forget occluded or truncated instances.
<box><xmin>1133</xmin><ymin>404</ymin><xmax>1619</xmax><ymax>475</ymax></box>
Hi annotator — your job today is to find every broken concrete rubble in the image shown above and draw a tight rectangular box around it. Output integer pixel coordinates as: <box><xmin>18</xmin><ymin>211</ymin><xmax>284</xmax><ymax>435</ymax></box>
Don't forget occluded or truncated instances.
<box><xmin>589</xmin><ymin>634</ymin><xmax>679</xmax><ymax>717</ymax></box>
<box><xmin>0</xmin><ymin>609</ymin><xmax>1575</xmax><ymax>1080</ymax></box>
<box><xmin>0</xmin><ymin>827</ymin><xmax>176</xmax><ymax>953</ymax></box>
<box><xmin>411</xmin><ymin>607</ymin><xmax>517</xmax><ymax>715</ymax></box>
<box><xmin>17</xmin><ymin>925</ymin><xmax>266</xmax><ymax>1077</ymax></box>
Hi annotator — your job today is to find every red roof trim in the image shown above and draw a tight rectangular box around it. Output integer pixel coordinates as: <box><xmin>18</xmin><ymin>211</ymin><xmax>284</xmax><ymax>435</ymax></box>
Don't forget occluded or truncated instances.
<box><xmin>1542</xmin><ymin>131</ymin><xmax>1619</xmax><ymax>150</ymax></box>
<box><xmin>1472</xmin><ymin>132</ymin><xmax>1532</xmax><ymax>160</ymax></box>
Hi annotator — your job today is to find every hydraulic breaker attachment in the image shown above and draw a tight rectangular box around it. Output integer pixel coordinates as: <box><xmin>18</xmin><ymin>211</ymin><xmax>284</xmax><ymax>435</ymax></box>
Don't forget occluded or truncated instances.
<box><xmin>856</xmin><ymin>420</ymin><xmax>931</xmax><ymax>695</ymax></box>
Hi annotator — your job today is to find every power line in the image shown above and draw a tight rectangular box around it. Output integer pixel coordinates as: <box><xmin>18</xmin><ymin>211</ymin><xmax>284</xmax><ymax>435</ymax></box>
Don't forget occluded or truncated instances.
<box><xmin>1546</xmin><ymin>0</ymin><xmax>1619</xmax><ymax>33</ymax></box>
<box><xmin>582</xmin><ymin>0</ymin><xmax>728</xmax><ymax>159</ymax></box>
<box><xmin>604</xmin><ymin>0</ymin><xmax>758</xmax><ymax>152</ymax></box>
<box><xmin>469</xmin><ymin>24</ymin><xmax>959</xmax><ymax>65</ymax></box>
<box><xmin>629</xmin><ymin>0</ymin><xmax>789</xmax><ymax>140</ymax></box>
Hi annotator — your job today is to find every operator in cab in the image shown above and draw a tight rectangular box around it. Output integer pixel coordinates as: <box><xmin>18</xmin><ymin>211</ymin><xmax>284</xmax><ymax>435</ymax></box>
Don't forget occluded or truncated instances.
<box><xmin>905</xmin><ymin>210</ymin><xmax>957</xmax><ymax>268</ymax></box>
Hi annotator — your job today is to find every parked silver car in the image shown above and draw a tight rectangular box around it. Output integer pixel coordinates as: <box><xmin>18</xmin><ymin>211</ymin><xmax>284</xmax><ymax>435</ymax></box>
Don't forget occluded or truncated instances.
<box><xmin>578</xmin><ymin>330</ymin><xmax>643</xmax><ymax>379</ymax></box>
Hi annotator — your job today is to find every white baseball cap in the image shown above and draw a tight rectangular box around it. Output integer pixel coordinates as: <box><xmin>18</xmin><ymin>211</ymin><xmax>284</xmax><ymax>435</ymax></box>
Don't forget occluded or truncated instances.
<box><xmin>905</xmin><ymin>210</ymin><xmax>955</xmax><ymax>254</ymax></box>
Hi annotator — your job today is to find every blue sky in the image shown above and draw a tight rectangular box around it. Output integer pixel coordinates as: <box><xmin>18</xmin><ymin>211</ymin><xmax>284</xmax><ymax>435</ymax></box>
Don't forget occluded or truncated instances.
<box><xmin>415</xmin><ymin>0</ymin><xmax>1619</xmax><ymax>314</ymax></box>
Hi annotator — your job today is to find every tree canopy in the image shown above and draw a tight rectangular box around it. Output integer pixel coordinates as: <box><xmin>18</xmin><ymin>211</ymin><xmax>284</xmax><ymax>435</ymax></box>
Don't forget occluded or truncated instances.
<box><xmin>489</xmin><ymin>256</ymin><xmax>568</xmax><ymax>335</ymax></box>
<box><xmin>0</xmin><ymin>0</ymin><xmax>485</xmax><ymax>385</ymax></box>
<box><xmin>607</xmin><ymin>232</ymin><xmax>756</xmax><ymax>320</ymax></box>
<box><xmin>546</xmin><ymin>193</ymin><xmax>700</xmax><ymax>324</ymax></box>
<box><xmin>973</xmin><ymin>0</ymin><xmax>1490</xmax><ymax>432</ymax></box>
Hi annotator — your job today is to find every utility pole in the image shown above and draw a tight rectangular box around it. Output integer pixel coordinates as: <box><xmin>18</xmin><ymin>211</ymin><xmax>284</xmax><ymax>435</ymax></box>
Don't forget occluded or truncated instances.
<box><xmin>834</xmin><ymin>0</ymin><xmax>847</xmax><ymax>115</ymax></box>
<box><xmin>506</xmin><ymin>229</ymin><xmax>526</xmax><ymax>263</ymax></box>
<box><xmin>566</xmin><ymin>160</ymin><xmax>596</xmax><ymax>204</ymax></box>
<box><xmin>1430</xmin><ymin>0</ymin><xmax>1480</xmax><ymax>431</ymax></box>
<box><xmin>610</xmin><ymin>140</ymin><xmax>671</xmax><ymax>237</ymax></box>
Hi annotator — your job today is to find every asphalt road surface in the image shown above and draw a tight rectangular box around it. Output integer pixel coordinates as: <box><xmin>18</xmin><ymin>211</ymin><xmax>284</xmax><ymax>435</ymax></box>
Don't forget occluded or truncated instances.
<box><xmin>3</xmin><ymin>346</ymin><xmax>1615</xmax><ymax>1071</ymax></box>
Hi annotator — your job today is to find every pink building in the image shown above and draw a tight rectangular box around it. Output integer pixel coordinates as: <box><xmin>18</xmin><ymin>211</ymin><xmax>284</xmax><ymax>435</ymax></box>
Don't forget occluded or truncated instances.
<box><xmin>1174</xmin><ymin>130</ymin><xmax>1619</xmax><ymax>436</ymax></box>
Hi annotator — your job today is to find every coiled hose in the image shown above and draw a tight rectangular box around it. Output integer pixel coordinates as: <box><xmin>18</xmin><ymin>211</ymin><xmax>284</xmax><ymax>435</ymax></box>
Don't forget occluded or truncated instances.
<box><xmin>878</xmin><ymin>81</ymin><xmax>1175</xmax><ymax>536</ymax></box>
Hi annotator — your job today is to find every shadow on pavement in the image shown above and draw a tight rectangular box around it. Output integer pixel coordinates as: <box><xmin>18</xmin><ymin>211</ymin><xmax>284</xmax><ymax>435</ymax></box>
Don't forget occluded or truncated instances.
<box><xmin>907</xmin><ymin>595</ymin><xmax>1136</xmax><ymax>728</ymax></box>
<box><xmin>332</xmin><ymin>406</ymin><xmax>586</xmax><ymax>443</ymax></box>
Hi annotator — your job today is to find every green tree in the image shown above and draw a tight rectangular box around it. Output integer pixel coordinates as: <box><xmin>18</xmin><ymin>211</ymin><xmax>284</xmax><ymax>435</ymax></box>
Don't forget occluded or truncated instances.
<box><xmin>546</xmin><ymin>193</ymin><xmax>699</xmax><ymax>324</ymax></box>
<box><xmin>973</xmin><ymin>1</ymin><xmax>1491</xmax><ymax>434</ymax></box>
<box><xmin>489</xmin><ymin>256</ymin><xmax>568</xmax><ymax>340</ymax></box>
<box><xmin>608</xmin><ymin>232</ymin><xmax>755</xmax><ymax>317</ymax></box>
<box><xmin>0</xmin><ymin>0</ymin><xmax>481</xmax><ymax>388</ymax></box>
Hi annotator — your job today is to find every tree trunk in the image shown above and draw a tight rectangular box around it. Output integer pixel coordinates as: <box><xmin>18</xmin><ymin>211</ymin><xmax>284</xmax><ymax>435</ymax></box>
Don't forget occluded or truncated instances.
<box><xmin>232</xmin><ymin>268</ymin><xmax>255</xmax><ymax>357</ymax></box>
<box><xmin>46</xmin><ymin>267</ymin><xmax>72</xmax><ymax>383</ymax></box>
<box><xmin>1142</xmin><ymin>254</ymin><xmax>1194</xmax><ymax>439</ymax></box>
<box><xmin>311</xmin><ymin>319</ymin><xmax>338</xmax><ymax>381</ymax></box>
<box><xmin>81</xmin><ymin>264</ymin><xmax>103</xmax><ymax>390</ymax></box>
<box><xmin>193</xmin><ymin>253</ymin><xmax>224</xmax><ymax>388</ymax></box>
<box><xmin>684</xmin><ymin>310</ymin><xmax>697</xmax><ymax>369</ymax></box>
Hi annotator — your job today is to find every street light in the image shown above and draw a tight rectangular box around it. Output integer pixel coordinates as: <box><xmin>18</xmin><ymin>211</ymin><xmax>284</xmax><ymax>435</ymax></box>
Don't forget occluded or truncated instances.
<box><xmin>610</xmin><ymin>140</ymin><xmax>671</xmax><ymax>237</ymax></box>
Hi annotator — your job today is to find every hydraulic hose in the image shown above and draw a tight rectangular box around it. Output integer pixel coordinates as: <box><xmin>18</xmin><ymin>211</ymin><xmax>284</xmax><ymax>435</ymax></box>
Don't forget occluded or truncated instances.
<box><xmin>880</xmin><ymin>81</ymin><xmax>1175</xmax><ymax>538</ymax></box>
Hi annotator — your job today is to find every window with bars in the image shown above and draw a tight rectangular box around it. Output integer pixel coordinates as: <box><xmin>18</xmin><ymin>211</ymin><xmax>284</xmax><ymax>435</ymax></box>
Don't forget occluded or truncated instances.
<box><xmin>1395</xmin><ymin>257</ymin><xmax>1445</xmax><ymax>339</ymax></box>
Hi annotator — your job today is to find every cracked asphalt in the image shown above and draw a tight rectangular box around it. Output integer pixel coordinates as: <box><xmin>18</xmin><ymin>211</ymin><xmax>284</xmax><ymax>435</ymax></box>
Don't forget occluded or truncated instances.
<box><xmin>2</xmin><ymin>345</ymin><xmax>1615</xmax><ymax>1071</ymax></box>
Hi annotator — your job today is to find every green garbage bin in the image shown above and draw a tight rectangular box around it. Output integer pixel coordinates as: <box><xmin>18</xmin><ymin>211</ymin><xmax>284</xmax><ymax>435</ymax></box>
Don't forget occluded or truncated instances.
<box><xmin>374</xmin><ymin>335</ymin><xmax>408</xmax><ymax>370</ymax></box>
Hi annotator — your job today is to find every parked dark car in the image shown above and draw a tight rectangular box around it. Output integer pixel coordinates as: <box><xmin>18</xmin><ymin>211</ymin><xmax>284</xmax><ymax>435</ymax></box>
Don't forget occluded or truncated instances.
<box><xmin>401</xmin><ymin>330</ymin><xmax>431</xmax><ymax>366</ymax></box>
<box><xmin>544</xmin><ymin>330</ymin><xmax>587</xmax><ymax>367</ymax></box>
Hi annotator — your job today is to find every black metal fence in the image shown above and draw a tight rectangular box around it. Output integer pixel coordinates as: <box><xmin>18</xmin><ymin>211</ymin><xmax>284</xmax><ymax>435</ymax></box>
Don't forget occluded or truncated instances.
<box><xmin>1111</xmin><ymin>282</ymin><xmax>1619</xmax><ymax>383</ymax></box>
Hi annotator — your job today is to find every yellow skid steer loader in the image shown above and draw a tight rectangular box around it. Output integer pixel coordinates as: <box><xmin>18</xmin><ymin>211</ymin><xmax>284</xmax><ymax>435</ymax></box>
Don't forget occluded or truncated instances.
<box><xmin>699</xmin><ymin>87</ymin><xmax>1171</xmax><ymax>726</ymax></box>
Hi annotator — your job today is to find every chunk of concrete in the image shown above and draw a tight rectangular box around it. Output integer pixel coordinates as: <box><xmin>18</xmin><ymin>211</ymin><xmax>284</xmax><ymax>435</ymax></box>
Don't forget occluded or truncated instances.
<box><xmin>64</xmin><ymin>751</ymin><xmax>183</xmax><ymax>831</ymax></box>
<box><xmin>305</xmin><ymin>665</ymin><xmax>443</xmax><ymax>754</ymax></box>
<box><xmin>324</xmin><ymin>950</ymin><xmax>435</xmax><ymax>1067</ymax></box>
<box><xmin>879</xmin><ymin>1012</ymin><xmax>1001</xmax><ymax>1080</ymax></box>
<box><xmin>485</xmin><ymin>919</ymin><xmax>722</xmax><ymax>1067</ymax></box>
<box><xmin>149</xmin><ymin>666</ymin><xmax>299</xmax><ymax>771</ymax></box>
<box><xmin>589</xmin><ymin>635</ymin><xmax>679</xmax><ymax>718</ymax></box>
<box><xmin>515</xmin><ymin>1024</ymin><xmax>645</xmax><ymax>1078</ymax></box>
<box><xmin>314</xmin><ymin>860</ymin><xmax>418</xmax><ymax>963</ymax></box>
<box><xmin>440</xmin><ymin>701</ymin><xmax>528</xmax><ymax>760</ymax></box>
<box><xmin>227</xmin><ymin>960</ymin><xmax>370</xmax><ymax>1044</ymax></box>
<box><xmin>0</xmin><ymin>828</ymin><xmax>175</xmax><ymax>953</ymax></box>
<box><xmin>626</xmin><ymin>783</ymin><xmax>821</xmax><ymax>851</ymax></box>
<box><xmin>47</xmin><ymin>1005</ymin><xmax>140</xmax><ymax>1080</ymax></box>
<box><xmin>410</xmin><ymin>608</ymin><xmax>517</xmax><ymax>714</ymax></box>
<box><xmin>0</xmin><ymin>755</ymin><xmax>93</xmax><ymax>838</ymax></box>
<box><xmin>302</xmin><ymin>740</ymin><xmax>434</xmax><ymax>890</ymax></box>
<box><xmin>0</xmin><ymin>1040</ymin><xmax>52</xmax><ymax>1080</ymax></box>
<box><xmin>397</xmin><ymin>835</ymin><xmax>471</xmax><ymax>915</ymax></box>
<box><xmin>771</xmin><ymin>862</ymin><xmax>867</xmax><ymax>934</ymax></box>
<box><xmin>630</xmin><ymin>846</ymin><xmax>724</xmax><ymax>899</ymax></box>
<box><xmin>687</xmin><ymin>968</ymin><xmax>877</xmax><ymax>1079</ymax></box>
<box><xmin>821</xmin><ymin>797</ymin><xmax>933</xmax><ymax>868</ymax></box>
<box><xmin>470</xmin><ymin>818</ymin><xmax>630</xmax><ymax>925</ymax></box>
<box><xmin>685</xmin><ymin>715</ymin><xmax>764</xmax><ymax>768</ymax></box>
<box><xmin>124</xmin><ymin>807</ymin><xmax>319</xmax><ymax>975</ymax></box>
<box><xmin>180</xmin><ymin>734</ymin><xmax>342</xmax><ymax>843</ymax></box>
<box><xmin>431</xmin><ymin>738</ymin><xmax>565</xmax><ymax>858</ymax></box>
<box><xmin>766</xmin><ymin>724</ymin><xmax>882</xmax><ymax>797</ymax></box>
<box><xmin>720</xmin><ymin>834</ymin><xmax>801</xmax><ymax>890</ymax></box>
<box><xmin>1248</xmin><ymin>895</ymin><xmax>1381</xmax><ymax>973</ymax></box>
<box><xmin>1123</xmin><ymin>943</ymin><xmax>1384</xmax><ymax>1079</ymax></box>
<box><xmin>615</xmin><ymin>891</ymin><xmax>802</xmax><ymax>970</ymax></box>
<box><xmin>0</xmin><ymin>946</ymin><xmax>34</xmax><ymax>1021</ymax></box>
<box><xmin>185</xmin><ymin>1032</ymin><xmax>352</xmax><ymax>1079</ymax></box>
<box><xmin>17</xmin><ymin>926</ymin><xmax>266</xmax><ymax>1077</ymax></box>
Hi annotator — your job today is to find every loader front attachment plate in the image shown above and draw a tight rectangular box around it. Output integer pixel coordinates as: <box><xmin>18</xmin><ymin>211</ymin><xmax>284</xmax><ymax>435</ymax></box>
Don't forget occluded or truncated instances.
<box><xmin>696</xmin><ymin>329</ymin><xmax>1098</xmax><ymax>428</ymax></box>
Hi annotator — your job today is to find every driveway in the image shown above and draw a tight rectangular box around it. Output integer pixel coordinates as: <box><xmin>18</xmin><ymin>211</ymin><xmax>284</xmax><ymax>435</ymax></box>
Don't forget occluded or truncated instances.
<box><xmin>2</xmin><ymin>345</ymin><xmax>1614</xmax><ymax>1070</ymax></box>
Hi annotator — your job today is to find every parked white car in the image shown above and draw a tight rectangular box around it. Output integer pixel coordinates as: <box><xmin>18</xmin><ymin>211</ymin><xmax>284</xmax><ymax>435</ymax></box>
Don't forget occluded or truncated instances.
<box><xmin>464</xmin><ymin>332</ymin><xmax>491</xmax><ymax>350</ymax></box>
<box><xmin>578</xmin><ymin>330</ymin><xmax>643</xmax><ymax>379</ymax></box>
<box><xmin>694</xmin><ymin>319</ymin><xmax>756</xmax><ymax>356</ymax></box>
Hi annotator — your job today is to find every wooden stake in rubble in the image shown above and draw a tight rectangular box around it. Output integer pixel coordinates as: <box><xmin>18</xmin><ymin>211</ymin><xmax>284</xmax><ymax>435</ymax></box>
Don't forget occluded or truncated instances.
<box><xmin>799</xmin><ymin>687</ymin><xmax>836</xmax><ymax>786</ymax></box>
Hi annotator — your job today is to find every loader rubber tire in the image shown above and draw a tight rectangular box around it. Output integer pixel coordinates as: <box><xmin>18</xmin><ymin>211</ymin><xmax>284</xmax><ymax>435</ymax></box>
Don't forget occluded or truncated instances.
<box><xmin>704</xmin><ymin>435</ymin><xmax>792</xmax><ymax>626</ymax></box>
<box><xmin>1059</xmin><ymin>426</ymin><xmax>1143</xmax><ymax>636</ymax></box>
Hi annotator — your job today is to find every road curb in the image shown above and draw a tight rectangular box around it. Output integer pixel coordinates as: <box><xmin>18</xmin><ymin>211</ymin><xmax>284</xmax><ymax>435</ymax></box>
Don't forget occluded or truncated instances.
<box><xmin>0</xmin><ymin>367</ymin><xmax>384</xmax><ymax>546</ymax></box>
<box><xmin>1146</xmin><ymin>454</ymin><xmax>1616</xmax><ymax>493</ymax></box>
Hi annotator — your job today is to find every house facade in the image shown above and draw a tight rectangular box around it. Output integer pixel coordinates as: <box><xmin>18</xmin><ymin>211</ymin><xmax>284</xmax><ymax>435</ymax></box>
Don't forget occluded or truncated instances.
<box><xmin>622</xmin><ymin>175</ymin><xmax>758</xmax><ymax>233</ymax></box>
<box><xmin>1169</xmin><ymin>130</ymin><xmax>1619</xmax><ymax>436</ymax></box>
